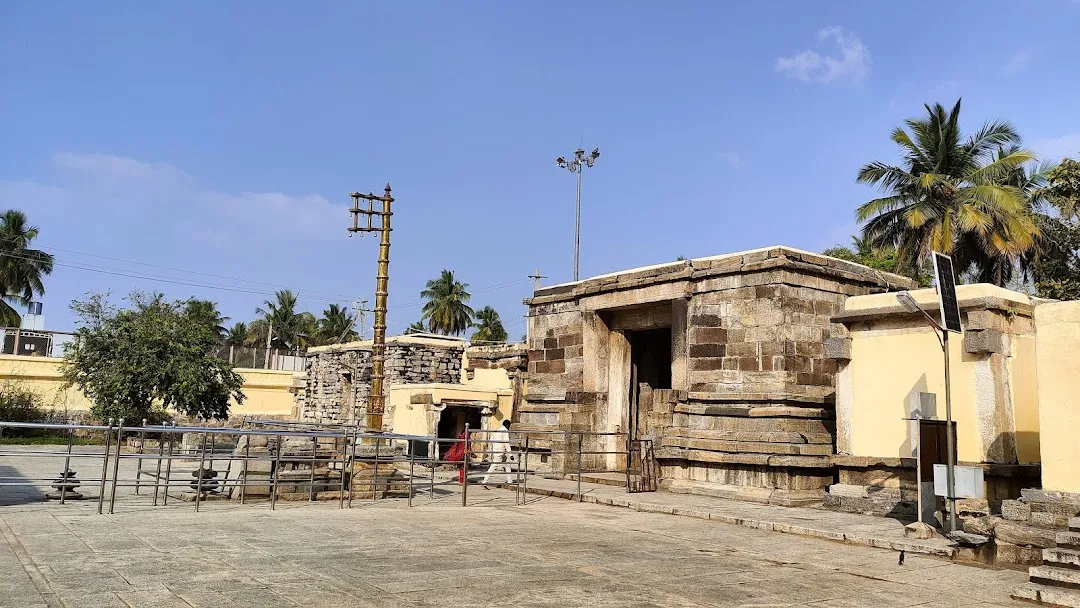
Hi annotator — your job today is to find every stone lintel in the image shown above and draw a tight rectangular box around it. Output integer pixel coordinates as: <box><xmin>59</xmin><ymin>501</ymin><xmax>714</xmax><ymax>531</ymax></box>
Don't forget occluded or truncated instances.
<box><xmin>656</xmin><ymin>447</ymin><xmax>834</xmax><ymax>468</ymax></box>
<box><xmin>685</xmin><ymin>392</ymin><xmax>833</xmax><ymax>405</ymax></box>
<box><xmin>832</xmin><ymin>296</ymin><xmax>1035</xmax><ymax>326</ymax></box>
<box><xmin>676</xmin><ymin>402</ymin><xmax>834</xmax><ymax>419</ymax></box>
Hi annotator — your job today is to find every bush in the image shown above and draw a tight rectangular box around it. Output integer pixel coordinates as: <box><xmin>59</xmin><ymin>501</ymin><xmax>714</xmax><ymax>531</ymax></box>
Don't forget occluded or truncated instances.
<box><xmin>0</xmin><ymin>384</ymin><xmax>60</xmax><ymax>437</ymax></box>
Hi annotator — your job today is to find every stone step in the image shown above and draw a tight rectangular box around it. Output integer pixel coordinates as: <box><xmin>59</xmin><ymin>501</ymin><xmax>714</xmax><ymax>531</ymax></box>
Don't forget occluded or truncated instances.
<box><xmin>1031</xmin><ymin>565</ymin><xmax>1080</xmax><ymax>590</ymax></box>
<box><xmin>1046</xmin><ymin>548</ymin><xmax>1080</xmax><ymax>570</ymax></box>
<box><xmin>1071</xmin><ymin>517</ymin><xmax>1080</xmax><ymax>532</ymax></box>
<box><xmin>1060</xmin><ymin>532</ymin><xmax>1080</xmax><ymax>551</ymax></box>
<box><xmin>1013</xmin><ymin>582</ymin><xmax>1080</xmax><ymax>607</ymax></box>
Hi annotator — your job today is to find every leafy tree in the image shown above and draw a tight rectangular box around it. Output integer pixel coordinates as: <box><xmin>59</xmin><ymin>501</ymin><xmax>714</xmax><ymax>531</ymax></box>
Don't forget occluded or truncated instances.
<box><xmin>420</xmin><ymin>270</ymin><xmax>474</xmax><ymax>335</ymax></box>
<box><xmin>184</xmin><ymin>299</ymin><xmax>228</xmax><ymax>339</ymax></box>
<box><xmin>316</xmin><ymin>303</ymin><xmax>358</xmax><ymax>344</ymax></box>
<box><xmin>224</xmin><ymin>322</ymin><xmax>250</xmax><ymax>347</ymax></box>
<box><xmin>471</xmin><ymin>306</ymin><xmax>508</xmax><ymax>342</ymax></box>
<box><xmin>0</xmin><ymin>210</ymin><xmax>55</xmax><ymax>326</ymax></box>
<box><xmin>254</xmin><ymin>290</ymin><xmax>316</xmax><ymax>349</ymax></box>
<box><xmin>824</xmin><ymin>235</ymin><xmax>931</xmax><ymax>286</ymax></box>
<box><xmin>61</xmin><ymin>292</ymin><xmax>245</xmax><ymax>422</ymax></box>
<box><xmin>1030</xmin><ymin>158</ymin><xmax>1080</xmax><ymax>299</ymax></box>
<box><xmin>856</xmin><ymin>99</ymin><xmax>1039</xmax><ymax>286</ymax></box>
<box><xmin>404</xmin><ymin>321</ymin><xmax>427</xmax><ymax>335</ymax></box>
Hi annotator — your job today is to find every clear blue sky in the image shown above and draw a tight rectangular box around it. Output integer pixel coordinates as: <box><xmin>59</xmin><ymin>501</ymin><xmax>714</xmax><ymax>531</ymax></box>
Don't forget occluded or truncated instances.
<box><xmin>3</xmin><ymin>2</ymin><xmax>1079</xmax><ymax>336</ymax></box>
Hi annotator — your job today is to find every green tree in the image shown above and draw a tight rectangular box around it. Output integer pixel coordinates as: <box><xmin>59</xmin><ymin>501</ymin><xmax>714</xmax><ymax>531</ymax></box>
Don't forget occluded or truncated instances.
<box><xmin>420</xmin><ymin>270</ymin><xmax>474</xmax><ymax>335</ymax></box>
<box><xmin>224</xmin><ymin>322</ymin><xmax>250</xmax><ymax>347</ymax></box>
<box><xmin>184</xmin><ymin>299</ymin><xmax>228</xmax><ymax>340</ymax></box>
<box><xmin>254</xmin><ymin>290</ymin><xmax>316</xmax><ymax>349</ymax></box>
<box><xmin>316</xmin><ymin>304</ymin><xmax>358</xmax><ymax>344</ymax></box>
<box><xmin>1031</xmin><ymin>158</ymin><xmax>1080</xmax><ymax>299</ymax></box>
<box><xmin>856</xmin><ymin>99</ymin><xmax>1039</xmax><ymax>286</ymax></box>
<box><xmin>403</xmin><ymin>321</ymin><xmax>427</xmax><ymax>335</ymax></box>
<box><xmin>61</xmin><ymin>292</ymin><xmax>245</xmax><ymax>421</ymax></box>
<box><xmin>470</xmin><ymin>306</ymin><xmax>508</xmax><ymax>342</ymax></box>
<box><xmin>0</xmin><ymin>210</ymin><xmax>55</xmax><ymax>326</ymax></box>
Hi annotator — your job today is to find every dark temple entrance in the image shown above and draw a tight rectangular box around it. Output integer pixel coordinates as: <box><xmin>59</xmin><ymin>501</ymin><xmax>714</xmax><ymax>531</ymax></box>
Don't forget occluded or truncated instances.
<box><xmin>628</xmin><ymin>327</ymin><xmax>672</xmax><ymax>440</ymax></box>
<box><xmin>436</xmin><ymin>405</ymin><xmax>482</xmax><ymax>459</ymax></box>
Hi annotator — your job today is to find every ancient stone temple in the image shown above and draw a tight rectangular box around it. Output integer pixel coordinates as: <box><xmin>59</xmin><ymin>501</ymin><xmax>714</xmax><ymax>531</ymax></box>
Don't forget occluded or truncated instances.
<box><xmin>522</xmin><ymin>246</ymin><xmax>912</xmax><ymax>505</ymax></box>
<box><xmin>297</xmin><ymin>335</ymin><xmax>466</xmax><ymax>427</ymax></box>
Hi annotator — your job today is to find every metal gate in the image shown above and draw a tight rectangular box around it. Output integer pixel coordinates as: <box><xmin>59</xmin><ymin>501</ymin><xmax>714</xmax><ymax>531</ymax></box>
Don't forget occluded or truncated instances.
<box><xmin>626</xmin><ymin>439</ymin><xmax>658</xmax><ymax>493</ymax></box>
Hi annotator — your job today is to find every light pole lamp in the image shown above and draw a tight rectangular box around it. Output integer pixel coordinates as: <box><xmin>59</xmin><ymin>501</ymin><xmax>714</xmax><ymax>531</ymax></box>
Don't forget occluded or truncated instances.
<box><xmin>897</xmin><ymin>290</ymin><xmax>958</xmax><ymax>533</ymax></box>
<box><xmin>556</xmin><ymin>147</ymin><xmax>600</xmax><ymax>282</ymax></box>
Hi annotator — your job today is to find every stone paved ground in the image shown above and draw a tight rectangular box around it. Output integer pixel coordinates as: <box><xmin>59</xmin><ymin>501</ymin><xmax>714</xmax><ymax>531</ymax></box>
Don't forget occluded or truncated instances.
<box><xmin>0</xmin><ymin>446</ymin><xmax>1029</xmax><ymax>607</ymax></box>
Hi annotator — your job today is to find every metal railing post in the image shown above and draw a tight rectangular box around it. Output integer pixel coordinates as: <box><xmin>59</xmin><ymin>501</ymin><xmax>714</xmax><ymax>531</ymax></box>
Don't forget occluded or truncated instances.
<box><xmin>373</xmin><ymin>436</ymin><xmax>380</xmax><ymax>501</ymax></box>
<box><xmin>135</xmin><ymin>419</ymin><xmax>146</xmax><ymax>495</ymax></box>
<box><xmin>348</xmin><ymin>430</ymin><xmax>357</xmax><ymax>509</ymax></box>
<box><xmin>461</xmin><ymin>424</ymin><xmax>470</xmax><ymax>507</ymax></box>
<box><xmin>240</xmin><ymin>433</ymin><xmax>250</xmax><ymax>505</ymax></box>
<box><xmin>97</xmin><ymin>419</ymin><xmax>114</xmax><ymax>515</ymax></box>
<box><xmin>408</xmin><ymin>442</ymin><xmax>415</xmax><ymax>508</ymax></box>
<box><xmin>308</xmin><ymin>435</ymin><xmax>317</xmax><ymax>502</ymax></box>
<box><xmin>163</xmin><ymin>424</ymin><xmax>175</xmax><ymax>506</ymax></box>
<box><xmin>107</xmin><ymin>418</ymin><xmax>125</xmax><ymax>514</ymax></box>
<box><xmin>152</xmin><ymin>425</ymin><xmax>165</xmax><ymax>506</ymax></box>
<box><xmin>194</xmin><ymin>432</ymin><xmax>207</xmax><ymax>513</ymax></box>
<box><xmin>270</xmin><ymin>434</ymin><xmax>282</xmax><ymax>510</ymax></box>
<box><xmin>60</xmin><ymin>424</ymin><xmax>74</xmax><ymax>505</ymax></box>
<box><xmin>429</xmin><ymin>438</ymin><xmax>435</xmax><ymax>501</ymax></box>
<box><xmin>577</xmin><ymin>432</ymin><xmax>583</xmax><ymax>503</ymax></box>
<box><xmin>338</xmin><ymin>432</ymin><xmax>348</xmax><ymax>509</ymax></box>
<box><xmin>522</xmin><ymin>434</ymin><xmax>529</xmax><ymax>506</ymax></box>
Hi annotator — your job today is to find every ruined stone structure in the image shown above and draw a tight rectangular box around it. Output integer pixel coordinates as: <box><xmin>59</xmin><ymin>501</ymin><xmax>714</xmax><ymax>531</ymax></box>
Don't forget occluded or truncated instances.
<box><xmin>297</xmin><ymin>335</ymin><xmax>465</xmax><ymax>428</ymax></box>
<box><xmin>523</xmin><ymin>246</ymin><xmax>911</xmax><ymax>505</ymax></box>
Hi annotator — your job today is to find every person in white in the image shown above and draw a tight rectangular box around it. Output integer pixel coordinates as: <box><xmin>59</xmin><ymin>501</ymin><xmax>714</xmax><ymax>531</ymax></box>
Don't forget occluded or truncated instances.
<box><xmin>481</xmin><ymin>419</ymin><xmax>515</xmax><ymax>485</ymax></box>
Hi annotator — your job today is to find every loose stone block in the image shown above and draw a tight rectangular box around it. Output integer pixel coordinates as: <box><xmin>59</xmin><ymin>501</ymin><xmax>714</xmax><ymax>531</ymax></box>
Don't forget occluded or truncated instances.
<box><xmin>1002</xmin><ymin>499</ymin><xmax>1032</xmax><ymax>522</ymax></box>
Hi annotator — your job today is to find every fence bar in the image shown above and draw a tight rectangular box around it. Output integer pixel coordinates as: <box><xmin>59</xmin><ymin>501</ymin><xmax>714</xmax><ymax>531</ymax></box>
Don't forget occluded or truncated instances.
<box><xmin>308</xmin><ymin>435</ymin><xmax>317</xmax><ymax>502</ymax></box>
<box><xmin>521</xmin><ymin>435</ymin><xmax>529</xmax><ymax>506</ymax></box>
<box><xmin>348</xmin><ymin>430</ymin><xmax>357</xmax><ymax>509</ymax></box>
<box><xmin>461</xmin><ymin>424</ymin><xmax>470</xmax><ymax>507</ymax></box>
<box><xmin>372</xmin><ymin>437</ymin><xmax>380</xmax><ymax>501</ymax></box>
<box><xmin>194</xmin><ymin>432</ymin><xmax>207</xmax><ymax>513</ymax></box>
<box><xmin>152</xmin><ymin>428</ymin><xmax>164</xmax><ymax>506</ymax></box>
<box><xmin>270</xmin><ymin>434</ymin><xmax>282</xmax><ymax>510</ymax></box>
<box><xmin>108</xmin><ymin>418</ymin><xmax>125</xmax><ymax>514</ymax></box>
<box><xmin>337</xmin><ymin>433</ymin><xmax>348</xmax><ymax>509</ymax></box>
<box><xmin>162</xmin><ymin>425</ymin><xmax>174</xmax><ymax>506</ymax></box>
<box><xmin>240</xmin><ymin>434</ymin><xmax>250</xmax><ymax>505</ymax></box>
<box><xmin>97</xmin><ymin>419</ymin><xmax>113</xmax><ymax>515</ymax></box>
<box><xmin>577</xmin><ymin>432</ymin><xmax>583</xmax><ymax>503</ymax></box>
<box><xmin>134</xmin><ymin>419</ymin><xmax>146</xmax><ymax>495</ymax></box>
<box><xmin>408</xmin><ymin>444</ymin><xmax>415</xmax><ymax>508</ymax></box>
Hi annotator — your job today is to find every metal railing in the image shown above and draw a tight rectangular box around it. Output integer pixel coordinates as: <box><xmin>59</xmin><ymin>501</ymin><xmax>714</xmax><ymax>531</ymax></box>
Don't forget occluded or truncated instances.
<box><xmin>0</xmin><ymin>420</ymin><xmax>636</xmax><ymax>514</ymax></box>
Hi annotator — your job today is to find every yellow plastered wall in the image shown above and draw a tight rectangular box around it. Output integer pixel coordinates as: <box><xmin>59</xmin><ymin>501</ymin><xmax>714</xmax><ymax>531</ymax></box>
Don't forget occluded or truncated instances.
<box><xmin>843</xmin><ymin>284</ymin><xmax>1039</xmax><ymax>464</ymax></box>
<box><xmin>0</xmin><ymin>355</ymin><xmax>298</xmax><ymax>418</ymax></box>
<box><xmin>1035</xmin><ymin>301</ymin><xmax>1080</xmax><ymax>493</ymax></box>
<box><xmin>848</xmin><ymin>327</ymin><xmax>983</xmax><ymax>462</ymax></box>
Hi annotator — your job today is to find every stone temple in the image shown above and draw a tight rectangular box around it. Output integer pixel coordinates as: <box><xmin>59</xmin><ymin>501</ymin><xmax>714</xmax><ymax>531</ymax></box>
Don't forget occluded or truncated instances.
<box><xmin>521</xmin><ymin>246</ymin><xmax>913</xmax><ymax>505</ymax></box>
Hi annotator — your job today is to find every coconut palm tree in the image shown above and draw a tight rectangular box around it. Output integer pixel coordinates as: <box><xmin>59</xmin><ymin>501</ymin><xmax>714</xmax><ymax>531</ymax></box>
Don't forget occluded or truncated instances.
<box><xmin>254</xmin><ymin>290</ymin><xmax>314</xmax><ymax>349</ymax></box>
<box><xmin>0</xmin><ymin>210</ymin><xmax>55</xmax><ymax>326</ymax></box>
<box><xmin>856</xmin><ymin>99</ymin><xmax>1039</xmax><ymax>286</ymax></box>
<box><xmin>420</xmin><ymin>270</ymin><xmax>474</xmax><ymax>335</ymax></box>
<box><xmin>224</xmin><ymin>322</ymin><xmax>250</xmax><ymax>347</ymax></box>
<box><xmin>316</xmin><ymin>304</ymin><xmax>358</xmax><ymax>344</ymax></box>
<box><xmin>470</xmin><ymin>306</ymin><xmax>507</xmax><ymax>342</ymax></box>
<box><xmin>404</xmin><ymin>321</ymin><xmax>427</xmax><ymax>335</ymax></box>
<box><xmin>184</xmin><ymin>299</ymin><xmax>228</xmax><ymax>339</ymax></box>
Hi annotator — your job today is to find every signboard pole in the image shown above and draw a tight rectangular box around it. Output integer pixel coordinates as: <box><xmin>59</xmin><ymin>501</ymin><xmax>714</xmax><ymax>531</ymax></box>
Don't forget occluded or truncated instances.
<box><xmin>942</xmin><ymin>329</ymin><xmax>957</xmax><ymax>532</ymax></box>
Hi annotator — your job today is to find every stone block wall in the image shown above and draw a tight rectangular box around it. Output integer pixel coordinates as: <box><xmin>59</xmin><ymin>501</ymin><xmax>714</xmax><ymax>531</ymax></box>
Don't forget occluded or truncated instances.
<box><xmin>523</xmin><ymin>246</ymin><xmax>913</xmax><ymax>502</ymax></box>
<box><xmin>297</xmin><ymin>339</ymin><xmax>464</xmax><ymax>428</ymax></box>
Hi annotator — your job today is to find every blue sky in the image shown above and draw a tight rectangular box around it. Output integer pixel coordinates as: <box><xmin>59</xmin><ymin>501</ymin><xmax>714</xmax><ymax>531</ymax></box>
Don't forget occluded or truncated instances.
<box><xmin>3</xmin><ymin>2</ymin><xmax>1079</xmax><ymax>336</ymax></box>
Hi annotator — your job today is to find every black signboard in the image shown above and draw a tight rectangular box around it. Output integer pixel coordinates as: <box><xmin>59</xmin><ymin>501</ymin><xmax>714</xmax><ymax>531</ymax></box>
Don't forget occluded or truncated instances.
<box><xmin>932</xmin><ymin>252</ymin><xmax>962</xmax><ymax>333</ymax></box>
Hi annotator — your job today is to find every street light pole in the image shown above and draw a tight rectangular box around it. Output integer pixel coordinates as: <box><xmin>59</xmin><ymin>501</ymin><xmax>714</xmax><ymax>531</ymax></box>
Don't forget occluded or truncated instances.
<box><xmin>897</xmin><ymin>291</ymin><xmax>957</xmax><ymax>532</ymax></box>
<box><xmin>557</xmin><ymin>147</ymin><xmax>599</xmax><ymax>282</ymax></box>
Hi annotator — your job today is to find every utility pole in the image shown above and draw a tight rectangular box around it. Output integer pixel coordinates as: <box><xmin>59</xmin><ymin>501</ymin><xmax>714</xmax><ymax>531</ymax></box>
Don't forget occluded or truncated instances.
<box><xmin>348</xmin><ymin>185</ymin><xmax>394</xmax><ymax>432</ymax></box>
<box><xmin>352</xmin><ymin>298</ymin><xmax>368</xmax><ymax>341</ymax></box>
<box><xmin>528</xmin><ymin>268</ymin><xmax>547</xmax><ymax>293</ymax></box>
<box><xmin>556</xmin><ymin>147</ymin><xmax>599</xmax><ymax>281</ymax></box>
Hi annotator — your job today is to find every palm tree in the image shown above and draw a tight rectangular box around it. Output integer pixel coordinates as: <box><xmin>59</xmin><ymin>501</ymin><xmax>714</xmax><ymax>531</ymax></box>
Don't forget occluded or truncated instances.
<box><xmin>224</xmin><ymin>322</ymin><xmax>250</xmax><ymax>347</ymax></box>
<box><xmin>254</xmin><ymin>290</ymin><xmax>313</xmax><ymax>350</ymax></box>
<box><xmin>856</xmin><ymin>99</ymin><xmax>1039</xmax><ymax>286</ymax></box>
<box><xmin>0</xmin><ymin>210</ymin><xmax>55</xmax><ymax>326</ymax></box>
<box><xmin>404</xmin><ymin>321</ymin><xmax>427</xmax><ymax>335</ymax></box>
<box><xmin>420</xmin><ymin>270</ymin><xmax>474</xmax><ymax>335</ymax></box>
<box><xmin>184</xmin><ymin>299</ymin><xmax>228</xmax><ymax>339</ymax></box>
<box><xmin>316</xmin><ymin>304</ymin><xmax>358</xmax><ymax>344</ymax></box>
<box><xmin>470</xmin><ymin>306</ymin><xmax>507</xmax><ymax>342</ymax></box>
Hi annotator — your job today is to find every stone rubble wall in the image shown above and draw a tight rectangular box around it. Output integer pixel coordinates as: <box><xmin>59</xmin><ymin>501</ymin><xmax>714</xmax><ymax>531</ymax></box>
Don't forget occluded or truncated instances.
<box><xmin>297</xmin><ymin>342</ymin><xmax>464</xmax><ymax>428</ymax></box>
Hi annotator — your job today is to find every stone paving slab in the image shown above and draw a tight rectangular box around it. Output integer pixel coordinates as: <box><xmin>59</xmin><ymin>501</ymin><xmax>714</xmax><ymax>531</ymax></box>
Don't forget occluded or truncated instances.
<box><xmin>0</xmin><ymin>486</ymin><xmax>1030</xmax><ymax>607</ymax></box>
<box><xmin>523</xmin><ymin>476</ymin><xmax>961</xmax><ymax>557</ymax></box>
